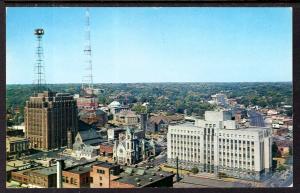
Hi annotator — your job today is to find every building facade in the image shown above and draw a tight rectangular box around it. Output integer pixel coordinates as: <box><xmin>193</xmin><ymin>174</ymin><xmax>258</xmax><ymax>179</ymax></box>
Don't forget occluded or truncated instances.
<box><xmin>90</xmin><ymin>162</ymin><xmax>121</xmax><ymax>188</ymax></box>
<box><xmin>113</xmin><ymin>128</ymin><xmax>157</xmax><ymax>165</ymax></box>
<box><xmin>167</xmin><ymin>111</ymin><xmax>272</xmax><ymax>180</ymax></box>
<box><xmin>6</xmin><ymin>137</ymin><xmax>29</xmax><ymax>156</ymax></box>
<box><xmin>72</xmin><ymin>128</ymin><xmax>103</xmax><ymax>159</ymax></box>
<box><xmin>114</xmin><ymin>110</ymin><xmax>139</xmax><ymax>126</ymax></box>
<box><xmin>24</xmin><ymin>91</ymin><xmax>78</xmax><ymax>150</ymax></box>
<box><xmin>11</xmin><ymin>166</ymin><xmax>57</xmax><ymax>188</ymax></box>
<box><xmin>62</xmin><ymin>166</ymin><xmax>92</xmax><ymax>188</ymax></box>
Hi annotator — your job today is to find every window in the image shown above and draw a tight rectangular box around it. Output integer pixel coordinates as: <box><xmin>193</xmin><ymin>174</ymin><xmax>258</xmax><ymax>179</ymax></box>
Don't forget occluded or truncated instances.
<box><xmin>100</xmin><ymin>183</ymin><xmax>103</xmax><ymax>186</ymax></box>
<box><xmin>100</xmin><ymin>176</ymin><xmax>102</xmax><ymax>180</ymax></box>
<box><xmin>97</xmin><ymin>169</ymin><xmax>105</xmax><ymax>174</ymax></box>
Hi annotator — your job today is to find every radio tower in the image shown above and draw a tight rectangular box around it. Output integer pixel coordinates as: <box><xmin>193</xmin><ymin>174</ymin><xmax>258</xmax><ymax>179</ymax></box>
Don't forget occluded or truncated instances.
<box><xmin>34</xmin><ymin>28</ymin><xmax>46</xmax><ymax>92</ymax></box>
<box><xmin>82</xmin><ymin>8</ymin><xmax>94</xmax><ymax>94</ymax></box>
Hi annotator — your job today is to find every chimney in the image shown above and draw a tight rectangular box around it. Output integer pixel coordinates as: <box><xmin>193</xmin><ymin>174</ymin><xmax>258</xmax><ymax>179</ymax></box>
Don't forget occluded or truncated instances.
<box><xmin>56</xmin><ymin>159</ymin><xmax>64</xmax><ymax>188</ymax></box>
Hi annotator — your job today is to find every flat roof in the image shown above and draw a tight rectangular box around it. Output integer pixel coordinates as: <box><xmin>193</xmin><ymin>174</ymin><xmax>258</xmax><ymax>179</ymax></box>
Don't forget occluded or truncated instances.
<box><xmin>7</xmin><ymin>137</ymin><xmax>28</xmax><ymax>142</ymax></box>
<box><xmin>7</xmin><ymin>160</ymin><xmax>30</xmax><ymax>168</ymax></box>
<box><xmin>65</xmin><ymin>165</ymin><xmax>91</xmax><ymax>174</ymax></box>
<box><xmin>64</xmin><ymin>161</ymin><xmax>100</xmax><ymax>174</ymax></box>
<box><xmin>31</xmin><ymin>166</ymin><xmax>57</xmax><ymax>176</ymax></box>
<box><xmin>94</xmin><ymin>162</ymin><xmax>116</xmax><ymax>168</ymax></box>
<box><xmin>114</xmin><ymin>167</ymin><xmax>174</xmax><ymax>187</ymax></box>
<box><xmin>6</xmin><ymin>165</ymin><xmax>17</xmax><ymax>172</ymax></box>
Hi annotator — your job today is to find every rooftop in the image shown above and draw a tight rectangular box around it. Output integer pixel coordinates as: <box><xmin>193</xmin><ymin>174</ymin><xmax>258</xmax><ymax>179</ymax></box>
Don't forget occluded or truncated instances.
<box><xmin>94</xmin><ymin>161</ymin><xmax>117</xmax><ymax>169</ymax></box>
<box><xmin>31</xmin><ymin>166</ymin><xmax>57</xmax><ymax>176</ymax></box>
<box><xmin>6</xmin><ymin>136</ymin><xmax>28</xmax><ymax>142</ymax></box>
<box><xmin>114</xmin><ymin>167</ymin><xmax>174</xmax><ymax>187</ymax></box>
<box><xmin>65</xmin><ymin>162</ymin><xmax>98</xmax><ymax>174</ymax></box>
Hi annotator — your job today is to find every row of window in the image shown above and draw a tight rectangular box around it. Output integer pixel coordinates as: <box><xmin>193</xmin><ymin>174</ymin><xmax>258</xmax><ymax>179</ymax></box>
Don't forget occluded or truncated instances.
<box><xmin>219</xmin><ymin>133</ymin><xmax>255</xmax><ymax>139</ymax></box>
<box><xmin>219</xmin><ymin>139</ymin><xmax>255</xmax><ymax>145</ymax></box>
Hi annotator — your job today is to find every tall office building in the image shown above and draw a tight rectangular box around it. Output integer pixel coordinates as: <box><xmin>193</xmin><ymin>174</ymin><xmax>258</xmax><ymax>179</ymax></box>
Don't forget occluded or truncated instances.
<box><xmin>25</xmin><ymin>91</ymin><xmax>78</xmax><ymax>150</ymax></box>
<box><xmin>167</xmin><ymin>111</ymin><xmax>272</xmax><ymax>180</ymax></box>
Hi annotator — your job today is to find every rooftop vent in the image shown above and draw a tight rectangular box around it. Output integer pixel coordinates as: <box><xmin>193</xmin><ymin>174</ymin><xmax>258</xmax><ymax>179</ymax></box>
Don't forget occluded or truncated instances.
<box><xmin>152</xmin><ymin>172</ymin><xmax>156</xmax><ymax>176</ymax></box>
<box><xmin>160</xmin><ymin>174</ymin><xmax>164</xmax><ymax>177</ymax></box>
<box><xmin>135</xmin><ymin>177</ymin><xmax>140</xmax><ymax>182</ymax></box>
<box><xmin>137</xmin><ymin>182</ymin><xmax>141</xmax><ymax>187</ymax></box>
<box><xmin>149</xmin><ymin>178</ymin><xmax>153</xmax><ymax>182</ymax></box>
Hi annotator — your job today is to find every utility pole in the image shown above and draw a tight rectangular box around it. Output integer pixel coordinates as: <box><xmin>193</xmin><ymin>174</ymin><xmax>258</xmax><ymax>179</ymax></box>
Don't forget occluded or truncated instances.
<box><xmin>176</xmin><ymin>156</ymin><xmax>180</xmax><ymax>182</ymax></box>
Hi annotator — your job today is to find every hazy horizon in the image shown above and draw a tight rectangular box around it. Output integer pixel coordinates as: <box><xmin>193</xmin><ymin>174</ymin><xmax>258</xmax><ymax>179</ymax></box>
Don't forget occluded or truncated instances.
<box><xmin>6</xmin><ymin>81</ymin><xmax>293</xmax><ymax>85</ymax></box>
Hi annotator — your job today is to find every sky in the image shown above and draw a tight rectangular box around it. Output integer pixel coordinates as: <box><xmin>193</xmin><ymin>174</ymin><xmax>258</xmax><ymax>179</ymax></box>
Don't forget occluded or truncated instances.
<box><xmin>6</xmin><ymin>7</ymin><xmax>292</xmax><ymax>84</ymax></box>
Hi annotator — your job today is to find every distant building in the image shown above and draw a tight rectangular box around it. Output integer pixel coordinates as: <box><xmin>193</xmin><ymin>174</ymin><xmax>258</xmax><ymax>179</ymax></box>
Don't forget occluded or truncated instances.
<box><xmin>76</xmin><ymin>96</ymin><xmax>98</xmax><ymax>110</ymax></box>
<box><xmin>11</xmin><ymin>166</ymin><xmax>57</xmax><ymax>188</ymax></box>
<box><xmin>78</xmin><ymin>109</ymin><xmax>108</xmax><ymax>127</ymax></box>
<box><xmin>148</xmin><ymin>114</ymin><xmax>184</xmax><ymax>132</ymax></box>
<box><xmin>100</xmin><ymin>142</ymin><xmax>114</xmax><ymax>157</ymax></box>
<box><xmin>167</xmin><ymin>111</ymin><xmax>272</xmax><ymax>180</ymax></box>
<box><xmin>6</xmin><ymin>137</ymin><xmax>29</xmax><ymax>156</ymax></box>
<box><xmin>24</xmin><ymin>91</ymin><xmax>78</xmax><ymax>150</ymax></box>
<box><xmin>108</xmin><ymin>101</ymin><xmax>129</xmax><ymax>115</ymax></box>
<box><xmin>107</xmin><ymin>128</ymin><xmax>126</xmax><ymax>141</ymax></box>
<box><xmin>72</xmin><ymin>128</ymin><xmax>103</xmax><ymax>159</ymax></box>
<box><xmin>113</xmin><ymin>128</ymin><xmax>157</xmax><ymax>165</ymax></box>
<box><xmin>140</xmin><ymin>113</ymin><xmax>148</xmax><ymax>131</ymax></box>
<box><xmin>114</xmin><ymin>110</ymin><xmax>139</xmax><ymax>126</ymax></box>
<box><xmin>247</xmin><ymin>110</ymin><xmax>265</xmax><ymax>127</ymax></box>
<box><xmin>210</xmin><ymin>93</ymin><xmax>227</xmax><ymax>106</ymax></box>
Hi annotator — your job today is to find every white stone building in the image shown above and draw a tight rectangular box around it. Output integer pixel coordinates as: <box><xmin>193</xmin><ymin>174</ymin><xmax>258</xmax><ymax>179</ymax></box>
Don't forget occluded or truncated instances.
<box><xmin>167</xmin><ymin>111</ymin><xmax>272</xmax><ymax>180</ymax></box>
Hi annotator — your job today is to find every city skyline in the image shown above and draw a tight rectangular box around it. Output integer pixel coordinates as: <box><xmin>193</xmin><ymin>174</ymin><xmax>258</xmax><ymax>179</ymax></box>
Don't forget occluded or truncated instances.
<box><xmin>7</xmin><ymin>7</ymin><xmax>292</xmax><ymax>84</ymax></box>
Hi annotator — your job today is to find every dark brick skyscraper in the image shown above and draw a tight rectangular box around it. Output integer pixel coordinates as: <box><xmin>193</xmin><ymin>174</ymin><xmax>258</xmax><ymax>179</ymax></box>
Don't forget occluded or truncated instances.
<box><xmin>25</xmin><ymin>91</ymin><xmax>78</xmax><ymax>150</ymax></box>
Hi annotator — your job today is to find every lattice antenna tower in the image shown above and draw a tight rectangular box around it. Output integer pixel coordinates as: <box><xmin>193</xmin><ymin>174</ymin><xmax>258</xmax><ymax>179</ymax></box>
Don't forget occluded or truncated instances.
<box><xmin>34</xmin><ymin>28</ymin><xmax>46</xmax><ymax>93</ymax></box>
<box><xmin>82</xmin><ymin>8</ymin><xmax>94</xmax><ymax>91</ymax></box>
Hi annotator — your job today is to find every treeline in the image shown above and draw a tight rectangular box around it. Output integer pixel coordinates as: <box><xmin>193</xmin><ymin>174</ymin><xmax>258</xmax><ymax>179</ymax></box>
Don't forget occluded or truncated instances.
<box><xmin>6</xmin><ymin>82</ymin><xmax>292</xmax><ymax>119</ymax></box>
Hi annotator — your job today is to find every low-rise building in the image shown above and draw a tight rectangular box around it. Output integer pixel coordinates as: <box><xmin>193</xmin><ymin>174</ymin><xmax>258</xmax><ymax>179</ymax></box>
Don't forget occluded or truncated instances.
<box><xmin>78</xmin><ymin>109</ymin><xmax>108</xmax><ymax>127</ymax></box>
<box><xmin>62</xmin><ymin>163</ymin><xmax>94</xmax><ymax>188</ymax></box>
<box><xmin>111</xmin><ymin>167</ymin><xmax>175</xmax><ymax>188</ymax></box>
<box><xmin>6</xmin><ymin>137</ymin><xmax>29</xmax><ymax>156</ymax></box>
<box><xmin>108</xmin><ymin>101</ymin><xmax>130</xmax><ymax>115</ymax></box>
<box><xmin>114</xmin><ymin>110</ymin><xmax>139</xmax><ymax>126</ymax></box>
<box><xmin>100</xmin><ymin>142</ymin><xmax>114</xmax><ymax>157</ymax></box>
<box><xmin>90</xmin><ymin>162</ymin><xmax>121</xmax><ymax>188</ymax></box>
<box><xmin>90</xmin><ymin>162</ymin><xmax>174</xmax><ymax>188</ymax></box>
<box><xmin>148</xmin><ymin>114</ymin><xmax>184</xmax><ymax>132</ymax></box>
<box><xmin>11</xmin><ymin>166</ymin><xmax>57</xmax><ymax>188</ymax></box>
<box><xmin>72</xmin><ymin>128</ymin><xmax>103</xmax><ymax>159</ymax></box>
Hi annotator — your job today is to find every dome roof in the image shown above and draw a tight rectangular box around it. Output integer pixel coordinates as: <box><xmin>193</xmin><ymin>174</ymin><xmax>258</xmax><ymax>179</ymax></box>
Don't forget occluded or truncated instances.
<box><xmin>109</xmin><ymin>101</ymin><xmax>121</xmax><ymax>108</ymax></box>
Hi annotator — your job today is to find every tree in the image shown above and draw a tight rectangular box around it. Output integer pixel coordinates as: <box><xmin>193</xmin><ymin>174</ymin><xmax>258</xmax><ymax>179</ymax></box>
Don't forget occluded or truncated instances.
<box><xmin>277</xmin><ymin>164</ymin><xmax>286</xmax><ymax>172</ymax></box>
<box><xmin>132</xmin><ymin>104</ymin><xmax>147</xmax><ymax>114</ymax></box>
<box><xmin>191</xmin><ymin>167</ymin><xmax>199</xmax><ymax>174</ymax></box>
<box><xmin>272</xmin><ymin>142</ymin><xmax>281</xmax><ymax>158</ymax></box>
